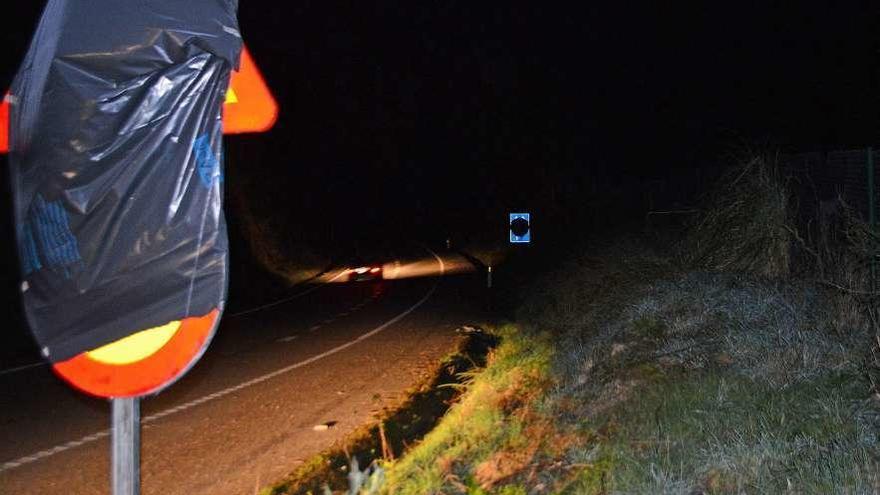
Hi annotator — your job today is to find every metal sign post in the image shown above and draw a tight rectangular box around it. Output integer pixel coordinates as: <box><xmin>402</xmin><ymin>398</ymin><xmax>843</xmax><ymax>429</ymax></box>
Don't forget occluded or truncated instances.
<box><xmin>112</xmin><ymin>398</ymin><xmax>140</xmax><ymax>495</ymax></box>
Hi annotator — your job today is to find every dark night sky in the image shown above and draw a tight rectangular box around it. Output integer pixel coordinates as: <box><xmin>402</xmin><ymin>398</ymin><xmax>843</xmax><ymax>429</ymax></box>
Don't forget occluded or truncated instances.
<box><xmin>230</xmin><ymin>2</ymin><xmax>875</xmax><ymax>234</ymax></box>
<box><xmin>231</xmin><ymin>2</ymin><xmax>875</xmax><ymax>157</ymax></box>
<box><xmin>0</xmin><ymin>2</ymin><xmax>876</xmax><ymax>243</ymax></box>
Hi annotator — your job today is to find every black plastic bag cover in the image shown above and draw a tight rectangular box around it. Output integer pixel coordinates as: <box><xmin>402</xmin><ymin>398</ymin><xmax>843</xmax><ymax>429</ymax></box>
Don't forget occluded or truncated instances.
<box><xmin>8</xmin><ymin>0</ymin><xmax>241</xmax><ymax>362</ymax></box>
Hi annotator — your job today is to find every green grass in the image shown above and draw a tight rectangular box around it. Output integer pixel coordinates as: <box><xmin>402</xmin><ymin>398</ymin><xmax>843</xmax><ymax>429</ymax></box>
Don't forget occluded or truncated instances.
<box><xmin>565</xmin><ymin>370</ymin><xmax>879</xmax><ymax>494</ymax></box>
<box><xmin>540</xmin><ymin>238</ymin><xmax>879</xmax><ymax>494</ymax></box>
<box><xmin>379</xmin><ymin>325</ymin><xmax>560</xmax><ymax>494</ymax></box>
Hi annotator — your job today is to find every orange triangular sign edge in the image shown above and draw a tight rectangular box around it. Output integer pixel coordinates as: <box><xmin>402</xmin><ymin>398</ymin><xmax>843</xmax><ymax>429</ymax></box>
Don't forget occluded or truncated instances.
<box><xmin>222</xmin><ymin>44</ymin><xmax>278</xmax><ymax>134</ymax></box>
<box><xmin>0</xmin><ymin>93</ymin><xmax>9</xmax><ymax>154</ymax></box>
<box><xmin>0</xmin><ymin>45</ymin><xmax>277</xmax><ymax>153</ymax></box>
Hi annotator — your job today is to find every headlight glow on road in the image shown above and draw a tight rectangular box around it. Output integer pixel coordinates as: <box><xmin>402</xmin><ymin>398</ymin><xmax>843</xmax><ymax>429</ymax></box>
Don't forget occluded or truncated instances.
<box><xmin>324</xmin><ymin>255</ymin><xmax>474</xmax><ymax>282</ymax></box>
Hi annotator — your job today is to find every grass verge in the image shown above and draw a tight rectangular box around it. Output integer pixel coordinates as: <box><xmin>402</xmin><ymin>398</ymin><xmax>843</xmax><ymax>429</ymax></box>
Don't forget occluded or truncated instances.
<box><xmin>382</xmin><ymin>235</ymin><xmax>879</xmax><ymax>493</ymax></box>
<box><xmin>379</xmin><ymin>325</ymin><xmax>571</xmax><ymax>494</ymax></box>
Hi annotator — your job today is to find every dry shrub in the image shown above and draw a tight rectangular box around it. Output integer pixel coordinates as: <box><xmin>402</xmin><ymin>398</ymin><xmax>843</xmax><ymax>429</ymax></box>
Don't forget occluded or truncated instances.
<box><xmin>822</xmin><ymin>261</ymin><xmax>877</xmax><ymax>335</ymax></box>
<box><xmin>775</xmin><ymin>191</ymin><xmax>879</xmax><ymax>396</ymax></box>
<box><xmin>474</xmin><ymin>447</ymin><xmax>537</xmax><ymax>490</ymax></box>
<box><xmin>435</xmin><ymin>454</ymin><xmax>455</xmax><ymax>476</ymax></box>
<box><xmin>792</xmin><ymin>197</ymin><xmax>879</xmax><ymax>333</ymax></box>
<box><xmin>496</xmin><ymin>367</ymin><xmax>551</xmax><ymax>415</ymax></box>
<box><xmin>472</xmin><ymin>418</ymin><xmax>578</xmax><ymax>491</ymax></box>
<box><xmin>683</xmin><ymin>151</ymin><xmax>794</xmax><ymax>279</ymax></box>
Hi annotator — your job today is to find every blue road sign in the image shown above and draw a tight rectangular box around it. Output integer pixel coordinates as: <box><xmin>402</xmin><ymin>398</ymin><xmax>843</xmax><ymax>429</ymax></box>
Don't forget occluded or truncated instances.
<box><xmin>509</xmin><ymin>213</ymin><xmax>531</xmax><ymax>243</ymax></box>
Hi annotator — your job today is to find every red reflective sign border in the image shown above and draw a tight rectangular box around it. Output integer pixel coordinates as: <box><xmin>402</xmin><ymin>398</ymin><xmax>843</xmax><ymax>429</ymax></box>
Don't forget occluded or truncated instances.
<box><xmin>0</xmin><ymin>93</ymin><xmax>8</xmax><ymax>154</ymax></box>
<box><xmin>52</xmin><ymin>309</ymin><xmax>220</xmax><ymax>398</ymax></box>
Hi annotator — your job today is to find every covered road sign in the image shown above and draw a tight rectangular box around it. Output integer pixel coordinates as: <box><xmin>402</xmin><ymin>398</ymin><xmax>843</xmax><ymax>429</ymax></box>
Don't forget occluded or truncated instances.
<box><xmin>6</xmin><ymin>0</ymin><xmax>248</xmax><ymax>398</ymax></box>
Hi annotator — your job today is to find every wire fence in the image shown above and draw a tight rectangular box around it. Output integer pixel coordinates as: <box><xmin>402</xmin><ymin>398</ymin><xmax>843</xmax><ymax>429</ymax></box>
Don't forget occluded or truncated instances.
<box><xmin>781</xmin><ymin>148</ymin><xmax>877</xmax><ymax>225</ymax></box>
<box><xmin>781</xmin><ymin>147</ymin><xmax>878</xmax><ymax>290</ymax></box>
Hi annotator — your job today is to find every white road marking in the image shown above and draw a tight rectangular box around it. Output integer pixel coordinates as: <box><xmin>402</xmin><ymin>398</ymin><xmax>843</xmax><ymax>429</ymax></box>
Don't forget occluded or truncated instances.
<box><xmin>0</xmin><ymin>362</ymin><xmax>46</xmax><ymax>376</ymax></box>
<box><xmin>0</xmin><ymin>431</ymin><xmax>110</xmax><ymax>471</ymax></box>
<box><xmin>0</xmin><ymin>249</ymin><xmax>445</xmax><ymax>474</ymax></box>
<box><xmin>308</xmin><ymin>325</ymin><xmax>321</xmax><ymax>332</ymax></box>
<box><xmin>276</xmin><ymin>335</ymin><xmax>298</xmax><ymax>343</ymax></box>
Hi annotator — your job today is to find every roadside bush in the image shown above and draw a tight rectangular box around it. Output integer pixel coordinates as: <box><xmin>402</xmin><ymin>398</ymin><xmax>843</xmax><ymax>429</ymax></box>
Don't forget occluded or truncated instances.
<box><xmin>535</xmin><ymin>241</ymin><xmax>880</xmax><ymax>493</ymax></box>
<box><xmin>581</xmin><ymin>271</ymin><xmax>864</xmax><ymax>389</ymax></box>
<box><xmin>799</xmin><ymin>198</ymin><xmax>880</xmax><ymax>334</ymax></box>
<box><xmin>683</xmin><ymin>152</ymin><xmax>794</xmax><ymax>279</ymax></box>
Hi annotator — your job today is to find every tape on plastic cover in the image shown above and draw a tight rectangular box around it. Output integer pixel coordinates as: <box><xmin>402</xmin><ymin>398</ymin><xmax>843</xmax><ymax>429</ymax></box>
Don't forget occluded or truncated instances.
<box><xmin>195</xmin><ymin>134</ymin><xmax>223</xmax><ymax>187</ymax></box>
<box><xmin>22</xmin><ymin>194</ymin><xmax>82</xmax><ymax>279</ymax></box>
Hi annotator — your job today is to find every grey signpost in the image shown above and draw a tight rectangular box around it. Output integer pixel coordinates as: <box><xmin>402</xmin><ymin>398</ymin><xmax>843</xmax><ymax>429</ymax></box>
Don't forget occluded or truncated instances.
<box><xmin>112</xmin><ymin>398</ymin><xmax>141</xmax><ymax>495</ymax></box>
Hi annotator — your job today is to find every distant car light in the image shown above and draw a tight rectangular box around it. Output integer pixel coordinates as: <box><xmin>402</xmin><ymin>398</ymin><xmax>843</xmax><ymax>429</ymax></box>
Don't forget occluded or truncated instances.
<box><xmin>347</xmin><ymin>260</ymin><xmax>383</xmax><ymax>282</ymax></box>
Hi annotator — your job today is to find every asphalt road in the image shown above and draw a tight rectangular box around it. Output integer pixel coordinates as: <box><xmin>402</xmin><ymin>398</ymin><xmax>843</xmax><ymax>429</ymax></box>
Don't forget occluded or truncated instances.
<box><xmin>0</xmin><ymin>247</ymin><xmax>487</xmax><ymax>494</ymax></box>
